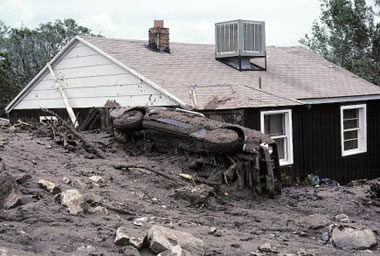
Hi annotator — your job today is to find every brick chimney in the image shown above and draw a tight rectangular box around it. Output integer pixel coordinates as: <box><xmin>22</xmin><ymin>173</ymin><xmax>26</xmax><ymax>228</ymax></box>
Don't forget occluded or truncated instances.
<box><xmin>149</xmin><ymin>20</ymin><xmax>170</xmax><ymax>53</ymax></box>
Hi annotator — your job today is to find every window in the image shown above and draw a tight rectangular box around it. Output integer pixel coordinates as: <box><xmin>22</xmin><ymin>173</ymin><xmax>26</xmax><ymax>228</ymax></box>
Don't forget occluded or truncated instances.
<box><xmin>340</xmin><ymin>104</ymin><xmax>367</xmax><ymax>156</ymax></box>
<box><xmin>39</xmin><ymin>116</ymin><xmax>58</xmax><ymax>123</ymax></box>
<box><xmin>261</xmin><ymin>109</ymin><xmax>293</xmax><ymax>165</ymax></box>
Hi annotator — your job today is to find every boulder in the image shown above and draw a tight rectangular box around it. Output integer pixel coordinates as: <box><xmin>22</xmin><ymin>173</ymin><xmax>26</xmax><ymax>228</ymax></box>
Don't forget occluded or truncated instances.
<box><xmin>331</xmin><ymin>225</ymin><xmax>377</xmax><ymax>249</ymax></box>
<box><xmin>148</xmin><ymin>225</ymin><xmax>204</xmax><ymax>255</ymax></box>
<box><xmin>38</xmin><ymin>179</ymin><xmax>61</xmax><ymax>194</ymax></box>
<box><xmin>114</xmin><ymin>226</ymin><xmax>145</xmax><ymax>249</ymax></box>
<box><xmin>61</xmin><ymin>189</ymin><xmax>87</xmax><ymax>215</ymax></box>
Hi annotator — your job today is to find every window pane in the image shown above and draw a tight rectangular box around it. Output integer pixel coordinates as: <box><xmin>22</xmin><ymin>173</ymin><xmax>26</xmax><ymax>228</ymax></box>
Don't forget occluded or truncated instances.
<box><xmin>273</xmin><ymin>138</ymin><xmax>285</xmax><ymax>160</ymax></box>
<box><xmin>344</xmin><ymin>109</ymin><xmax>358</xmax><ymax>120</ymax></box>
<box><xmin>264</xmin><ymin>114</ymin><xmax>284</xmax><ymax>136</ymax></box>
<box><xmin>344</xmin><ymin>140</ymin><xmax>358</xmax><ymax>150</ymax></box>
<box><xmin>343</xmin><ymin>119</ymin><xmax>359</xmax><ymax>129</ymax></box>
<box><xmin>344</xmin><ymin>130</ymin><xmax>358</xmax><ymax>140</ymax></box>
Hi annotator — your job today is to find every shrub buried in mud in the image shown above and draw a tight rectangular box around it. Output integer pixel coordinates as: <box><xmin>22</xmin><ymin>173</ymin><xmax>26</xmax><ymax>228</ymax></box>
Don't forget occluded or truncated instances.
<box><xmin>110</xmin><ymin>107</ymin><xmax>281</xmax><ymax>196</ymax></box>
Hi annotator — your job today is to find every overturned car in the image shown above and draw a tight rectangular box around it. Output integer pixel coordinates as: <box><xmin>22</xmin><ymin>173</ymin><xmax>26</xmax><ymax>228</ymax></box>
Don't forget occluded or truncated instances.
<box><xmin>110</xmin><ymin>107</ymin><xmax>282</xmax><ymax>196</ymax></box>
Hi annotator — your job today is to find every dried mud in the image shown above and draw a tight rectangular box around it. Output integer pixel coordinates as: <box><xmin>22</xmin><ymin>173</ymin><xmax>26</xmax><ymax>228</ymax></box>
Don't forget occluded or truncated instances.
<box><xmin>0</xmin><ymin>125</ymin><xmax>379</xmax><ymax>255</ymax></box>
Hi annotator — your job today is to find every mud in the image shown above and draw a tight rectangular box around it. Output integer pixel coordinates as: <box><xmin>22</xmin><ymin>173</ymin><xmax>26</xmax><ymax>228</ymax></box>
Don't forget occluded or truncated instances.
<box><xmin>0</xmin><ymin>125</ymin><xmax>379</xmax><ymax>255</ymax></box>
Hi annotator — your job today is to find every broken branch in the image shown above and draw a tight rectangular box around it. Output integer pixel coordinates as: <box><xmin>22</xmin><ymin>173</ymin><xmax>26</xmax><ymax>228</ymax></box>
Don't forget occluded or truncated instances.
<box><xmin>113</xmin><ymin>163</ymin><xmax>187</xmax><ymax>186</ymax></box>
<box><xmin>41</xmin><ymin>108</ymin><xmax>106</xmax><ymax>159</ymax></box>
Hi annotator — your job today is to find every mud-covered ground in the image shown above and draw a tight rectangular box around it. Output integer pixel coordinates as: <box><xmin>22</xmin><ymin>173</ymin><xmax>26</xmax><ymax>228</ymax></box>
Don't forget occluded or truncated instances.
<box><xmin>0</xmin><ymin>124</ymin><xmax>379</xmax><ymax>256</ymax></box>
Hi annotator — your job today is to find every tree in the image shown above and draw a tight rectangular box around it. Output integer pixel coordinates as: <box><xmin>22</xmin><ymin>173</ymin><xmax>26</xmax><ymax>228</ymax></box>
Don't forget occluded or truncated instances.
<box><xmin>300</xmin><ymin>0</ymin><xmax>380</xmax><ymax>86</ymax></box>
<box><xmin>0</xmin><ymin>18</ymin><xmax>101</xmax><ymax>117</ymax></box>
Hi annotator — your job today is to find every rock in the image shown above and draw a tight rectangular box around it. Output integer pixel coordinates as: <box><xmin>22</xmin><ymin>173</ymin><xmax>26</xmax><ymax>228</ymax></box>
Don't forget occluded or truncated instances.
<box><xmin>133</xmin><ymin>217</ymin><xmax>149</xmax><ymax>227</ymax></box>
<box><xmin>334</xmin><ymin>213</ymin><xmax>350</xmax><ymax>223</ymax></box>
<box><xmin>258</xmin><ymin>243</ymin><xmax>272</xmax><ymax>252</ymax></box>
<box><xmin>84</xmin><ymin>192</ymin><xmax>102</xmax><ymax>206</ymax></box>
<box><xmin>38</xmin><ymin>179</ymin><xmax>61</xmax><ymax>194</ymax></box>
<box><xmin>114</xmin><ymin>226</ymin><xmax>145</xmax><ymax>249</ymax></box>
<box><xmin>321</xmin><ymin>231</ymin><xmax>329</xmax><ymax>242</ymax></box>
<box><xmin>3</xmin><ymin>190</ymin><xmax>22</xmax><ymax>209</ymax></box>
<box><xmin>331</xmin><ymin>225</ymin><xmax>377</xmax><ymax>249</ymax></box>
<box><xmin>61</xmin><ymin>189</ymin><xmax>87</xmax><ymax>215</ymax></box>
<box><xmin>115</xmin><ymin>226</ymin><xmax>130</xmax><ymax>246</ymax></box>
<box><xmin>209</xmin><ymin>227</ymin><xmax>217</xmax><ymax>234</ymax></box>
<box><xmin>122</xmin><ymin>246</ymin><xmax>140</xmax><ymax>256</ymax></box>
<box><xmin>93</xmin><ymin>206</ymin><xmax>108</xmax><ymax>215</ymax></box>
<box><xmin>174</xmin><ymin>184</ymin><xmax>214</xmax><ymax>206</ymax></box>
<box><xmin>148</xmin><ymin>225</ymin><xmax>204</xmax><ymax>255</ymax></box>
<box><xmin>63</xmin><ymin>176</ymin><xmax>71</xmax><ymax>184</ymax></box>
<box><xmin>89</xmin><ymin>175</ymin><xmax>106</xmax><ymax>186</ymax></box>
<box><xmin>158</xmin><ymin>245</ymin><xmax>192</xmax><ymax>256</ymax></box>
<box><xmin>298</xmin><ymin>214</ymin><xmax>330</xmax><ymax>230</ymax></box>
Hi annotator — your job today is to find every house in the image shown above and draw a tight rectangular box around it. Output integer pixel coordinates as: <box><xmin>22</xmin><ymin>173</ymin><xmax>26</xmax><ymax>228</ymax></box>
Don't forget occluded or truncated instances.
<box><xmin>5</xmin><ymin>20</ymin><xmax>380</xmax><ymax>183</ymax></box>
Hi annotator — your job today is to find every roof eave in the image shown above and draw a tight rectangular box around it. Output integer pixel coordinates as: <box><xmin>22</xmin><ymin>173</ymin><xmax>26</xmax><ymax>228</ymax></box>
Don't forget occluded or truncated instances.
<box><xmin>299</xmin><ymin>94</ymin><xmax>380</xmax><ymax>104</ymax></box>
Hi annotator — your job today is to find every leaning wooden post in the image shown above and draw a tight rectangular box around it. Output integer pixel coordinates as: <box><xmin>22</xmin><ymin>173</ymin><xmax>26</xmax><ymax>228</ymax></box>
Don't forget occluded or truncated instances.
<box><xmin>46</xmin><ymin>62</ymin><xmax>79</xmax><ymax>128</ymax></box>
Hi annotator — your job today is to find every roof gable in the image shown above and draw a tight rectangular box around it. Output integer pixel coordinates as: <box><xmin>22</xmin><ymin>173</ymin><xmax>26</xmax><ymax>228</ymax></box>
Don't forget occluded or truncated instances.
<box><xmin>5</xmin><ymin>36</ymin><xmax>186</xmax><ymax>113</ymax></box>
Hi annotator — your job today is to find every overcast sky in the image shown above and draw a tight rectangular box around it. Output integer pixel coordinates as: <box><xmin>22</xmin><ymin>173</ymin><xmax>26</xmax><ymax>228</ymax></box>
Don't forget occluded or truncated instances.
<box><xmin>1</xmin><ymin>0</ymin><xmax>324</xmax><ymax>46</ymax></box>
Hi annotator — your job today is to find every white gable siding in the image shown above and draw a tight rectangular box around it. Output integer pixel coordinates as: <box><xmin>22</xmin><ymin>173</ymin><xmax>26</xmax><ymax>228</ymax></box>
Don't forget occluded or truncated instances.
<box><xmin>15</xmin><ymin>42</ymin><xmax>177</xmax><ymax>110</ymax></box>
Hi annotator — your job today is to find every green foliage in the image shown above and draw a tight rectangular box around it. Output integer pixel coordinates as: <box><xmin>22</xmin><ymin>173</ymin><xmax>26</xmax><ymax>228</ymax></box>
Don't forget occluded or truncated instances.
<box><xmin>0</xmin><ymin>18</ymin><xmax>101</xmax><ymax>117</ymax></box>
<box><xmin>300</xmin><ymin>0</ymin><xmax>380</xmax><ymax>86</ymax></box>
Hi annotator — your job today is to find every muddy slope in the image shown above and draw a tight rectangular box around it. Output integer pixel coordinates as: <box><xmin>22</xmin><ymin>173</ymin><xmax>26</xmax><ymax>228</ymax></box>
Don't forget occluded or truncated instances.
<box><xmin>0</xmin><ymin>125</ymin><xmax>379</xmax><ymax>255</ymax></box>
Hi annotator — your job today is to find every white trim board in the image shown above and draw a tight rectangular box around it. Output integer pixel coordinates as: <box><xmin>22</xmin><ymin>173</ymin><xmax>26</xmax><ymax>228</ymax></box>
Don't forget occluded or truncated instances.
<box><xmin>340</xmin><ymin>104</ymin><xmax>367</xmax><ymax>157</ymax></box>
<box><xmin>300</xmin><ymin>95</ymin><xmax>380</xmax><ymax>104</ymax></box>
<box><xmin>260</xmin><ymin>109</ymin><xmax>294</xmax><ymax>166</ymax></box>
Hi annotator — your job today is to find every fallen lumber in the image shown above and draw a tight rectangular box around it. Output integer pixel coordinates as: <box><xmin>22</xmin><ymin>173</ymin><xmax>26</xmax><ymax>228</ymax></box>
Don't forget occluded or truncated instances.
<box><xmin>79</xmin><ymin>108</ymin><xmax>99</xmax><ymax>131</ymax></box>
<box><xmin>113</xmin><ymin>163</ymin><xmax>187</xmax><ymax>186</ymax></box>
<box><xmin>41</xmin><ymin>109</ymin><xmax>106</xmax><ymax>159</ymax></box>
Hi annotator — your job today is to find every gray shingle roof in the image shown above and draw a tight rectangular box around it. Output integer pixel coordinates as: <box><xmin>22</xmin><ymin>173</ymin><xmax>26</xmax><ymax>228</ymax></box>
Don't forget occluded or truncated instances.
<box><xmin>81</xmin><ymin>36</ymin><xmax>380</xmax><ymax>110</ymax></box>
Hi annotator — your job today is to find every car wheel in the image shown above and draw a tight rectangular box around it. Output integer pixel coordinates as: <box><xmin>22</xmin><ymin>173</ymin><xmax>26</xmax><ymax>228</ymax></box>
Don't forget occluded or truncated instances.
<box><xmin>113</xmin><ymin>110</ymin><xmax>144</xmax><ymax>131</ymax></box>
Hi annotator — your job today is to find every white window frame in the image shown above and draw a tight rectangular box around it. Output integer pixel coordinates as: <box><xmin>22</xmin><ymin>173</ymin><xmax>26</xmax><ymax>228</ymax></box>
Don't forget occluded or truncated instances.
<box><xmin>340</xmin><ymin>104</ymin><xmax>367</xmax><ymax>157</ymax></box>
<box><xmin>39</xmin><ymin>116</ymin><xmax>58</xmax><ymax>123</ymax></box>
<box><xmin>260</xmin><ymin>109</ymin><xmax>293</xmax><ymax>166</ymax></box>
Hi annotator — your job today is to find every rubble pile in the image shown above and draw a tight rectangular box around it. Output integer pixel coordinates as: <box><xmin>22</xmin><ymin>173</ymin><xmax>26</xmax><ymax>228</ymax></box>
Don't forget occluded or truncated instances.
<box><xmin>110</xmin><ymin>107</ymin><xmax>282</xmax><ymax>197</ymax></box>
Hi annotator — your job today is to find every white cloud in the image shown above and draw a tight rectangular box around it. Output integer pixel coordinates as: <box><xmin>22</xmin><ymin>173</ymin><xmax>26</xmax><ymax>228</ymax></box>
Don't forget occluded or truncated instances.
<box><xmin>0</xmin><ymin>0</ymin><xmax>322</xmax><ymax>46</ymax></box>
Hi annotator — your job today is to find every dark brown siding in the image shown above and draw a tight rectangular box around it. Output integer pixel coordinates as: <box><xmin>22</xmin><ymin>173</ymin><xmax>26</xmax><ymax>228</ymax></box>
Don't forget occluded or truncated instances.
<box><xmin>243</xmin><ymin>101</ymin><xmax>380</xmax><ymax>184</ymax></box>
<box><xmin>9</xmin><ymin>108</ymin><xmax>112</xmax><ymax>130</ymax></box>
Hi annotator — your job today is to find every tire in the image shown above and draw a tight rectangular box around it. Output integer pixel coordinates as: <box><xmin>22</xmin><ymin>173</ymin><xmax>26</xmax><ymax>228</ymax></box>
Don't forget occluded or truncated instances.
<box><xmin>113</xmin><ymin>110</ymin><xmax>144</xmax><ymax>131</ymax></box>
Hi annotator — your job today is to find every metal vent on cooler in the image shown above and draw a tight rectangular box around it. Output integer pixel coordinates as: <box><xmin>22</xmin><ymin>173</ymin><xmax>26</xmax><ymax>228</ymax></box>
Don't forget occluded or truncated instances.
<box><xmin>215</xmin><ymin>20</ymin><xmax>266</xmax><ymax>71</ymax></box>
